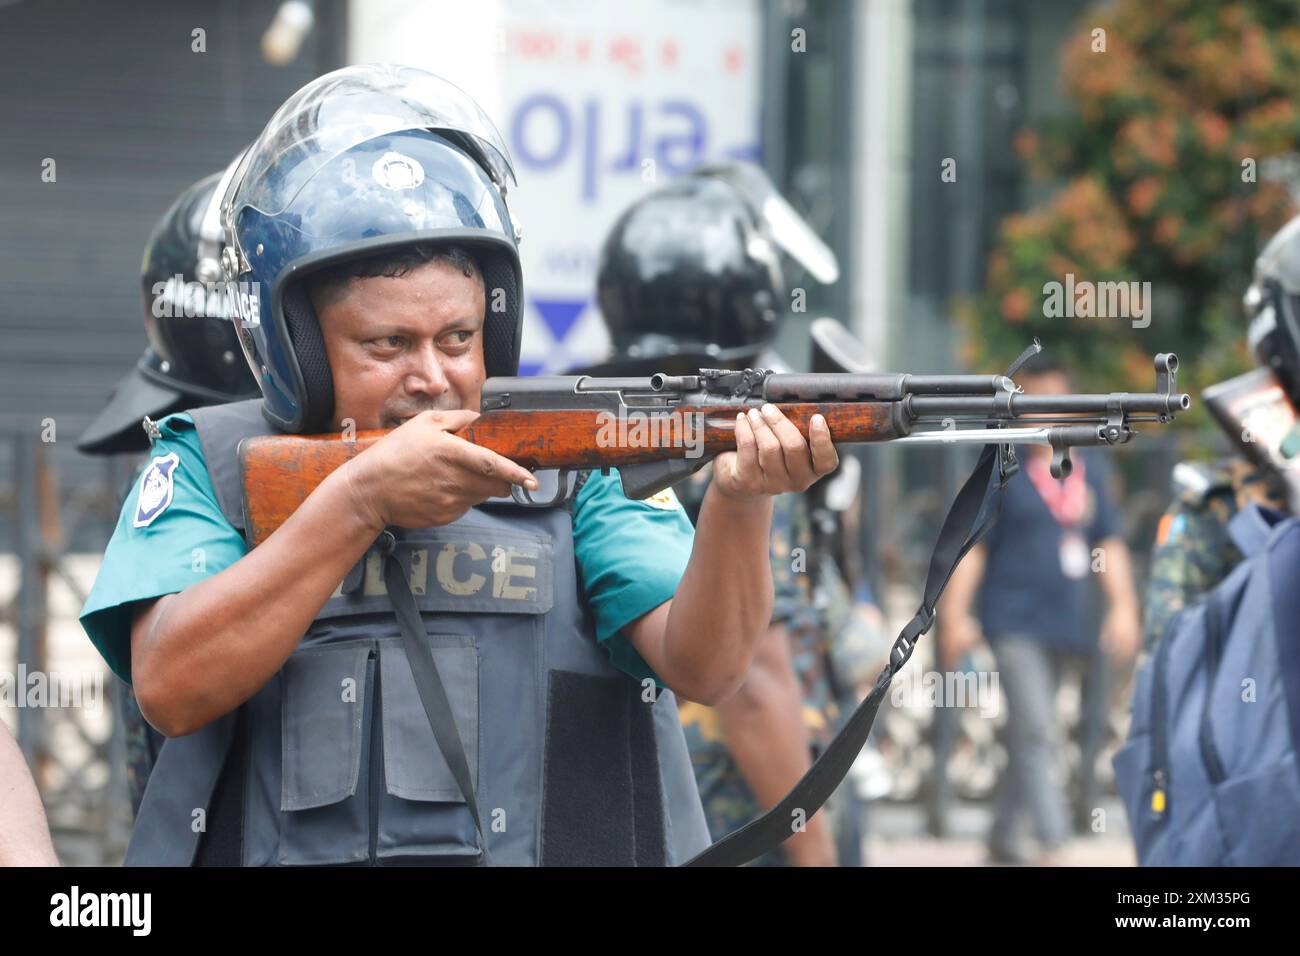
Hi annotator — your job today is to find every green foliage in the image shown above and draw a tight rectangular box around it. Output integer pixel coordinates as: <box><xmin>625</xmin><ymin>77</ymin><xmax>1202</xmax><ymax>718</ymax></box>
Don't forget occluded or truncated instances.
<box><xmin>960</xmin><ymin>0</ymin><xmax>1300</xmax><ymax>416</ymax></box>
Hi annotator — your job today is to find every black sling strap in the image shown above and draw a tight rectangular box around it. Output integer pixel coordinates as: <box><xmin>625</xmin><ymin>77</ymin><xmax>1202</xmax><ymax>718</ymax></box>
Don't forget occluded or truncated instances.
<box><xmin>685</xmin><ymin>440</ymin><xmax>1015</xmax><ymax>866</ymax></box>
<box><xmin>377</xmin><ymin>530</ymin><xmax>489</xmax><ymax>861</ymax></box>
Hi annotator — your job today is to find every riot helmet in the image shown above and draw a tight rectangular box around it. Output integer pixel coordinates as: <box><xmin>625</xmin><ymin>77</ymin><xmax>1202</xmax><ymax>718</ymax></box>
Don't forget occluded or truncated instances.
<box><xmin>592</xmin><ymin>161</ymin><xmax>837</xmax><ymax>375</ymax></box>
<box><xmin>77</xmin><ymin>170</ymin><xmax>260</xmax><ymax>455</ymax></box>
<box><xmin>1244</xmin><ymin>213</ymin><xmax>1300</xmax><ymax>404</ymax></box>
<box><xmin>221</xmin><ymin>64</ymin><xmax>523</xmax><ymax>433</ymax></box>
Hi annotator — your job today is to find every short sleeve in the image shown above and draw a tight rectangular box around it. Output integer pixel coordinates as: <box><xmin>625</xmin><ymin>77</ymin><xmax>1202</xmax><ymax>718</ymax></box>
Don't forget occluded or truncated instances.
<box><xmin>79</xmin><ymin>413</ymin><xmax>248</xmax><ymax>684</ymax></box>
<box><xmin>1085</xmin><ymin>453</ymin><xmax>1123</xmax><ymax>545</ymax></box>
<box><xmin>571</xmin><ymin>470</ymin><xmax>696</xmax><ymax>685</ymax></box>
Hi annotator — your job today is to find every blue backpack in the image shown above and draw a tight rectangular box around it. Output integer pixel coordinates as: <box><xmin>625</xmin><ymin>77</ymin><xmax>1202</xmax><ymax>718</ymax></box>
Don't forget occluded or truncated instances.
<box><xmin>1114</xmin><ymin>503</ymin><xmax>1300</xmax><ymax>865</ymax></box>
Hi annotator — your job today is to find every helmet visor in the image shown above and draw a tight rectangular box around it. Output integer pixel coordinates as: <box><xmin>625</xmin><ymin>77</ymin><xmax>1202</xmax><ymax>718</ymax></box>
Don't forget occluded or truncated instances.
<box><xmin>224</xmin><ymin>64</ymin><xmax>515</xmax><ymax>229</ymax></box>
<box><xmin>697</xmin><ymin>161</ymin><xmax>840</xmax><ymax>285</ymax></box>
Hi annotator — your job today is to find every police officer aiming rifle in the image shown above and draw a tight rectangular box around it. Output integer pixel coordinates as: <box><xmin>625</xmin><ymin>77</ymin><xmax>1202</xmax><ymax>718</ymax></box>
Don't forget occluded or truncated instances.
<box><xmin>80</xmin><ymin>64</ymin><xmax>838</xmax><ymax>867</ymax></box>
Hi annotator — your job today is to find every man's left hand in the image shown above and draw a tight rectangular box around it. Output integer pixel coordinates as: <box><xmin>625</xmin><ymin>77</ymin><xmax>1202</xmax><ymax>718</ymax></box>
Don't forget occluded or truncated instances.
<box><xmin>711</xmin><ymin>404</ymin><xmax>839</xmax><ymax>499</ymax></box>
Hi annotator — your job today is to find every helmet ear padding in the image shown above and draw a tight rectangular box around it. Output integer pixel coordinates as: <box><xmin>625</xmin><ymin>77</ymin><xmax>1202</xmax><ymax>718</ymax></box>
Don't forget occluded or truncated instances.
<box><xmin>278</xmin><ymin>250</ymin><xmax>520</xmax><ymax>433</ymax></box>
<box><xmin>479</xmin><ymin>251</ymin><xmax>521</xmax><ymax>378</ymax></box>
<box><xmin>282</xmin><ymin>282</ymin><xmax>336</xmax><ymax>432</ymax></box>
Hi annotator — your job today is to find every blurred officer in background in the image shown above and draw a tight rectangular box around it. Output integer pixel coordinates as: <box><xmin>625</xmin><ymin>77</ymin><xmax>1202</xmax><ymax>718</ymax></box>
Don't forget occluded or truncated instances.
<box><xmin>76</xmin><ymin>169</ymin><xmax>259</xmax><ymax>816</ymax></box>
<box><xmin>1143</xmin><ymin>215</ymin><xmax>1300</xmax><ymax>651</ymax></box>
<box><xmin>938</xmin><ymin>352</ymin><xmax>1141</xmax><ymax>865</ymax></box>
<box><xmin>588</xmin><ymin>162</ymin><xmax>884</xmax><ymax>865</ymax></box>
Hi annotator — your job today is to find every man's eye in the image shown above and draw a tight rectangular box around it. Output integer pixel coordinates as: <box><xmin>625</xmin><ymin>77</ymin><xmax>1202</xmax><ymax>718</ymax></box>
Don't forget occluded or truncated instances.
<box><xmin>372</xmin><ymin>336</ymin><xmax>403</xmax><ymax>349</ymax></box>
<box><xmin>446</xmin><ymin>331</ymin><xmax>473</xmax><ymax>346</ymax></box>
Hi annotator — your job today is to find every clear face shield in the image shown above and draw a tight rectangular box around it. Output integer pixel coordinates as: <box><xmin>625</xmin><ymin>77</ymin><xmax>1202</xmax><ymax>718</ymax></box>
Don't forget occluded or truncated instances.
<box><xmin>694</xmin><ymin>160</ymin><xmax>840</xmax><ymax>285</ymax></box>
<box><xmin>220</xmin><ymin>63</ymin><xmax>516</xmax><ymax>280</ymax></box>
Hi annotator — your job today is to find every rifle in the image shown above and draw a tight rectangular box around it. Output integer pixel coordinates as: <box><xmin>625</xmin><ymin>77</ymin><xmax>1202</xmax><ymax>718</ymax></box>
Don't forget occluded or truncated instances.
<box><xmin>237</xmin><ymin>342</ymin><xmax>1190</xmax><ymax>867</ymax></box>
<box><xmin>240</xmin><ymin>348</ymin><xmax>1189</xmax><ymax>545</ymax></box>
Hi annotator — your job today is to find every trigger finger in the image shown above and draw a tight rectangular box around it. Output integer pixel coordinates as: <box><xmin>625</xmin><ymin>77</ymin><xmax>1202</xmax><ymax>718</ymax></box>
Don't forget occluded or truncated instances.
<box><xmin>479</xmin><ymin>448</ymin><xmax>537</xmax><ymax>490</ymax></box>
<box><xmin>467</xmin><ymin>472</ymin><xmax>514</xmax><ymax>500</ymax></box>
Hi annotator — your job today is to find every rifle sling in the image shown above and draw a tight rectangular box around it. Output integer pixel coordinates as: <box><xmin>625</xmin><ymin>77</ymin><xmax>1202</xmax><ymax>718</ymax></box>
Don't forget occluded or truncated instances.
<box><xmin>685</xmin><ymin>441</ymin><xmax>1010</xmax><ymax>867</ymax></box>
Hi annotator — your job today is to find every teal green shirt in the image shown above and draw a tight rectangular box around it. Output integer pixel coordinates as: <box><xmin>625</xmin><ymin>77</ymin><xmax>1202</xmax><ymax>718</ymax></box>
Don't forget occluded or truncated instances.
<box><xmin>80</xmin><ymin>413</ymin><xmax>695</xmax><ymax>687</ymax></box>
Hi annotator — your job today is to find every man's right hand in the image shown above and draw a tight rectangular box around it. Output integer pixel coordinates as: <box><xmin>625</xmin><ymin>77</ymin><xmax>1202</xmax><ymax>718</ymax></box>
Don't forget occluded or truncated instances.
<box><xmin>341</xmin><ymin>410</ymin><xmax>539</xmax><ymax>531</ymax></box>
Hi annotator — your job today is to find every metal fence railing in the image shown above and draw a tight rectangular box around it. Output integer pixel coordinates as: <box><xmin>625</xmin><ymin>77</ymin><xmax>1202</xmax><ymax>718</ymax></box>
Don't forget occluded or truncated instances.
<box><xmin>1</xmin><ymin>430</ymin><xmax>134</xmax><ymax>865</ymax></box>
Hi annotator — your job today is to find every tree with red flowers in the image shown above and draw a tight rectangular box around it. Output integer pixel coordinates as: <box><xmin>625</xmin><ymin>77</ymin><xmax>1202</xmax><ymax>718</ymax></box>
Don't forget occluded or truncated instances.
<box><xmin>960</xmin><ymin>0</ymin><xmax>1300</xmax><ymax>405</ymax></box>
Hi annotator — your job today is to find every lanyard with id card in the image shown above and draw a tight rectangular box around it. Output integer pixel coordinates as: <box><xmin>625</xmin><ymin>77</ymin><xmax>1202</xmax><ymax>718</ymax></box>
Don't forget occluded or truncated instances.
<box><xmin>1026</xmin><ymin>455</ymin><xmax>1092</xmax><ymax>580</ymax></box>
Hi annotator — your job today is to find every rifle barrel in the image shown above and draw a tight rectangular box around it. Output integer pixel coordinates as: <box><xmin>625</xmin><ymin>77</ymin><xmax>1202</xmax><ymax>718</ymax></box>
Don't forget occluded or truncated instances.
<box><xmin>763</xmin><ymin>373</ymin><xmax>1012</xmax><ymax>401</ymax></box>
<box><xmin>908</xmin><ymin>392</ymin><xmax>1190</xmax><ymax>418</ymax></box>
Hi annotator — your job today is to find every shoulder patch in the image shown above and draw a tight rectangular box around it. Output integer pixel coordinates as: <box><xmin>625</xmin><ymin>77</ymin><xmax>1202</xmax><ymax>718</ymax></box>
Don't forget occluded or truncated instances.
<box><xmin>640</xmin><ymin>487</ymin><xmax>682</xmax><ymax>511</ymax></box>
<box><xmin>133</xmin><ymin>452</ymin><xmax>180</xmax><ymax>528</ymax></box>
<box><xmin>1156</xmin><ymin>512</ymin><xmax>1188</xmax><ymax>546</ymax></box>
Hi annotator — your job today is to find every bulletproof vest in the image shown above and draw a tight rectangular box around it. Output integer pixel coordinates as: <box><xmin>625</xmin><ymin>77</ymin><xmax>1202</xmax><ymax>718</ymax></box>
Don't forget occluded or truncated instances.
<box><xmin>125</xmin><ymin>399</ymin><xmax>710</xmax><ymax>866</ymax></box>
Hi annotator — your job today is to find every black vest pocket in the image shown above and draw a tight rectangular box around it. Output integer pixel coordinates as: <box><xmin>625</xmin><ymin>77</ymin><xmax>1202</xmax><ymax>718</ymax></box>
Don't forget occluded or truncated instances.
<box><xmin>277</xmin><ymin>642</ymin><xmax>373</xmax><ymax>865</ymax></box>
<box><xmin>375</xmin><ymin>634</ymin><xmax>482</xmax><ymax>863</ymax></box>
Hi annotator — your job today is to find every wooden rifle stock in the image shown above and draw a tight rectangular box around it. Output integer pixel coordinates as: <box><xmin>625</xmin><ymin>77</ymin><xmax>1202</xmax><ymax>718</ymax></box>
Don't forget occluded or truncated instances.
<box><xmin>238</xmin><ymin>401</ymin><xmax>899</xmax><ymax>546</ymax></box>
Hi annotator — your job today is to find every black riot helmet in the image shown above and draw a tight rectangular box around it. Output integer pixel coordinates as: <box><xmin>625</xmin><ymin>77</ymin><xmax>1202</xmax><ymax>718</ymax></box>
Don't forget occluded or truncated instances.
<box><xmin>1245</xmin><ymin>214</ymin><xmax>1300</xmax><ymax>404</ymax></box>
<box><xmin>77</xmin><ymin>169</ymin><xmax>260</xmax><ymax>456</ymax></box>
<box><xmin>592</xmin><ymin>161</ymin><xmax>838</xmax><ymax>376</ymax></box>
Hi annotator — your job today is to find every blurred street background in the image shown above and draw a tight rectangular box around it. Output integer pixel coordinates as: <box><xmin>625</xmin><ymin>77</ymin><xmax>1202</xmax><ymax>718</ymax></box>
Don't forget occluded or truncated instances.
<box><xmin>2</xmin><ymin>0</ymin><xmax>1294</xmax><ymax>865</ymax></box>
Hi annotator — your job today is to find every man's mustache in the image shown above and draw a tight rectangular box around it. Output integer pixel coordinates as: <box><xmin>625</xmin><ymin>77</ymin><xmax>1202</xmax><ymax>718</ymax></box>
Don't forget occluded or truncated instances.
<box><xmin>382</xmin><ymin>395</ymin><xmax>464</xmax><ymax>425</ymax></box>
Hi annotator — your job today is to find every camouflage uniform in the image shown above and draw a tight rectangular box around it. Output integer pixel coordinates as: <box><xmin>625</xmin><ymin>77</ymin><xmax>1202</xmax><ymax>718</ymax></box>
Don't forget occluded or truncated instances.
<box><xmin>118</xmin><ymin>679</ymin><xmax>164</xmax><ymax>817</ymax></box>
<box><xmin>1143</xmin><ymin>457</ymin><xmax>1288</xmax><ymax>652</ymax></box>
<box><xmin>675</xmin><ymin>467</ymin><xmax>854</xmax><ymax>864</ymax></box>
